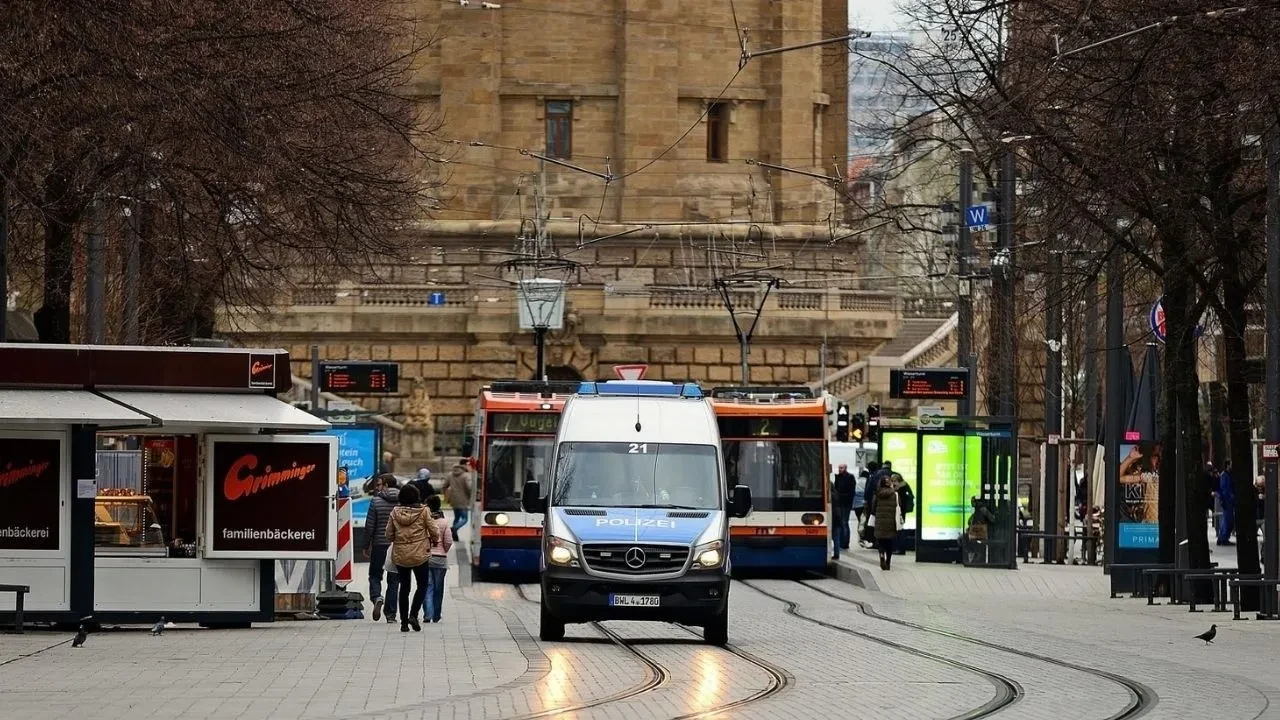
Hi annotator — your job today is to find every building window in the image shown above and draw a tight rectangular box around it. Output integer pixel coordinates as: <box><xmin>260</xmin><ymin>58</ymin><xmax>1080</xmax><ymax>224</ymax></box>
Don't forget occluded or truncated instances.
<box><xmin>545</xmin><ymin>100</ymin><xmax>573</xmax><ymax>159</ymax></box>
<box><xmin>706</xmin><ymin>102</ymin><xmax>729</xmax><ymax>162</ymax></box>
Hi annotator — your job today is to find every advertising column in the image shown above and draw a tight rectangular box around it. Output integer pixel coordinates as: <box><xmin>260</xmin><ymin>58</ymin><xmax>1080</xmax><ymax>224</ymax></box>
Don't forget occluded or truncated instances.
<box><xmin>204</xmin><ymin>435</ymin><xmax>337</xmax><ymax>560</ymax></box>
<box><xmin>919</xmin><ymin>434</ymin><xmax>966</xmax><ymax>541</ymax></box>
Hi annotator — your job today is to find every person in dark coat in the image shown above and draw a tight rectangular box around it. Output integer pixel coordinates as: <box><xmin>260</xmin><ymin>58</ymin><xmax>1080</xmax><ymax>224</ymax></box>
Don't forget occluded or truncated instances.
<box><xmin>870</xmin><ymin>475</ymin><xmax>901</xmax><ymax>570</ymax></box>
<box><xmin>831</xmin><ymin>464</ymin><xmax>857</xmax><ymax>559</ymax></box>
<box><xmin>363</xmin><ymin>474</ymin><xmax>401</xmax><ymax>623</ymax></box>
<box><xmin>894</xmin><ymin>475</ymin><xmax>915</xmax><ymax>555</ymax></box>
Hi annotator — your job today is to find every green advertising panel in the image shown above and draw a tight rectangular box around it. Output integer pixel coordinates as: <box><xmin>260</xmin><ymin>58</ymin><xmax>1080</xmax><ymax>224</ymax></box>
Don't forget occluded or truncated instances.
<box><xmin>920</xmin><ymin>434</ymin><xmax>967</xmax><ymax>540</ymax></box>
<box><xmin>879</xmin><ymin>431</ymin><xmax>918</xmax><ymax>531</ymax></box>
<box><xmin>965</xmin><ymin>434</ymin><xmax>984</xmax><ymax>506</ymax></box>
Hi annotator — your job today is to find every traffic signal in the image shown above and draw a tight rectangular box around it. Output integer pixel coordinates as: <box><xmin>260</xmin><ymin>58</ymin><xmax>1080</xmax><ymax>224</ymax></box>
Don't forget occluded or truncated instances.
<box><xmin>835</xmin><ymin>401</ymin><xmax>850</xmax><ymax>442</ymax></box>
<box><xmin>851</xmin><ymin>413</ymin><xmax>867</xmax><ymax>441</ymax></box>
<box><xmin>866</xmin><ymin>403</ymin><xmax>881</xmax><ymax>442</ymax></box>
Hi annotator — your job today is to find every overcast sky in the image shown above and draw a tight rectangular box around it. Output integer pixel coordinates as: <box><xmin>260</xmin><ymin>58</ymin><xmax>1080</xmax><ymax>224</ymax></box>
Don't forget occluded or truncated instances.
<box><xmin>849</xmin><ymin>0</ymin><xmax>906</xmax><ymax>31</ymax></box>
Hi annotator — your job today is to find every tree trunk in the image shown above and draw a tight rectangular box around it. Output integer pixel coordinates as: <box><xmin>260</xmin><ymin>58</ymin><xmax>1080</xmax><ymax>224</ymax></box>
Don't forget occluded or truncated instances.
<box><xmin>35</xmin><ymin>203</ymin><xmax>76</xmax><ymax>344</ymax></box>
<box><xmin>1219</xmin><ymin>275</ymin><xmax>1261</xmax><ymax>607</ymax></box>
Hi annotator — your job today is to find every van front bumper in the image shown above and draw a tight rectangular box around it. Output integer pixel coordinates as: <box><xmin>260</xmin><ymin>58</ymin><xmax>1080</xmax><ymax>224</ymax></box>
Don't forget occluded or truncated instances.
<box><xmin>541</xmin><ymin>567</ymin><xmax>729</xmax><ymax>624</ymax></box>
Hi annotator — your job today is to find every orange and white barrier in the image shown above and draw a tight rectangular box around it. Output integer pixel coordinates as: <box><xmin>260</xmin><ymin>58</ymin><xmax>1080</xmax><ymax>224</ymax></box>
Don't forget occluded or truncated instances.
<box><xmin>334</xmin><ymin>496</ymin><xmax>353</xmax><ymax>586</ymax></box>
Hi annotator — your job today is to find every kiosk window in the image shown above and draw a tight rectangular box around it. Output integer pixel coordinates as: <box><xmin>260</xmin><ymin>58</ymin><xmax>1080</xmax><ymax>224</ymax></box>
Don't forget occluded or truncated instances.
<box><xmin>95</xmin><ymin>434</ymin><xmax>198</xmax><ymax>557</ymax></box>
<box><xmin>483</xmin><ymin>436</ymin><xmax>554</xmax><ymax>511</ymax></box>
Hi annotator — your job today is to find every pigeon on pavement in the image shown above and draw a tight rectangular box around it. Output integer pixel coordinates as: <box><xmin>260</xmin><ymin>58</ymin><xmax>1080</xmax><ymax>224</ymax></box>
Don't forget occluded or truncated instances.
<box><xmin>71</xmin><ymin>624</ymin><xmax>87</xmax><ymax>648</ymax></box>
<box><xmin>1195</xmin><ymin>624</ymin><xmax>1217</xmax><ymax>645</ymax></box>
<box><xmin>150</xmin><ymin>617</ymin><xmax>166</xmax><ymax>636</ymax></box>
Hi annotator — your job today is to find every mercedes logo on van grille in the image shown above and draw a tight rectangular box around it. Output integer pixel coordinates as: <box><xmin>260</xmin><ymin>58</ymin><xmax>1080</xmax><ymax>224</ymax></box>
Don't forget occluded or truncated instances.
<box><xmin>624</xmin><ymin>546</ymin><xmax>647</xmax><ymax>569</ymax></box>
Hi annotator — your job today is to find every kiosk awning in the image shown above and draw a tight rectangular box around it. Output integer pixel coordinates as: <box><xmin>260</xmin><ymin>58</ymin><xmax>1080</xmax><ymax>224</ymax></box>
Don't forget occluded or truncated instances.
<box><xmin>0</xmin><ymin>389</ymin><xmax>153</xmax><ymax>427</ymax></box>
<box><xmin>102</xmin><ymin>392</ymin><xmax>330</xmax><ymax>432</ymax></box>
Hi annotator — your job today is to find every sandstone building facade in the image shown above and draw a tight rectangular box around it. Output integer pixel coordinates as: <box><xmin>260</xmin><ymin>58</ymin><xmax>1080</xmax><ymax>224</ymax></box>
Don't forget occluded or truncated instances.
<box><xmin>218</xmin><ymin>0</ymin><xmax>960</xmax><ymax>464</ymax></box>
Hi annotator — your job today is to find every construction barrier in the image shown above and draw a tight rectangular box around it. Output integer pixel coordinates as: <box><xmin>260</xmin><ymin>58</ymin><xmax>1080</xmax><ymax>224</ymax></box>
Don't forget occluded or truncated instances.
<box><xmin>335</xmin><ymin>496</ymin><xmax>353</xmax><ymax>587</ymax></box>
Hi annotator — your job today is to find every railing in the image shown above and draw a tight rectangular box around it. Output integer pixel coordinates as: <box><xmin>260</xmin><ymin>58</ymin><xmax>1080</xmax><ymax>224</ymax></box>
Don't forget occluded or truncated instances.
<box><xmin>901</xmin><ymin>313</ymin><xmax>959</xmax><ymax>369</ymax></box>
<box><xmin>901</xmin><ymin>296</ymin><xmax>958</xmax><ymax>319</ymax></box>
<box><xmin>809</xmin><ymin>359</ymin><xmax>870</xmax><ymax>400</ymax></box>
<box><xmin>279</xmin><ymin>283</ymin><xmax>900</xmax><ymax>316</ymax></box>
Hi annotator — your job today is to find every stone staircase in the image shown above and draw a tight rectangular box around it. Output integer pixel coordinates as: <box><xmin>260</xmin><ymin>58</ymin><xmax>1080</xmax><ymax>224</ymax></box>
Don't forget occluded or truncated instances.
<box><xmin>812</xmin><ymin>312</ymin><xmax>959</xmax><ymax>406</ymax></box>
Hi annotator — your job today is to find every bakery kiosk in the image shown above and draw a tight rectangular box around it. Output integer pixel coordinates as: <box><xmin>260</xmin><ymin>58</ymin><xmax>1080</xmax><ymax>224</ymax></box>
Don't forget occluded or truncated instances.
<box><xmin>0</xmin><ymin>343</ymin><xmax>335</xmax><ymax>627</ymax></box>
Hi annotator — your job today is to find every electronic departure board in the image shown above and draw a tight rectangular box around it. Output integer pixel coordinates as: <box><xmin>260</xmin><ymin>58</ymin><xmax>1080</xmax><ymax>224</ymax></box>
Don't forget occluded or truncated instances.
<box><xmin>318</xmin><ymin>362</ymin><xmax>400</xmax><ymax>394</ymax></box>
<box><xmin>889</xmin><ymin>368</ymin><xmax>969</xmax><ymax>400</ymax></box>
<box><xmin>488</xmin><ymin>412</ymin><xmax>561</xmax><ymax>435</ymax></box>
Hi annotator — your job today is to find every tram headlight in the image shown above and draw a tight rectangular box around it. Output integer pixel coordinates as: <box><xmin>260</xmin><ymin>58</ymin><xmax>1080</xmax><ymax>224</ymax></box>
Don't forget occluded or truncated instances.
<box><xmin>494</xmin><ymin>513</ymin><xmax>510</xmax><ymax>526</ymax></box>
<box><xmin>801</xmin><ymin>513</ymin><xmax>825</xmax><ymax>526</ymax></box>
<box><xmin>693</xmin><ymin>540</ymin><xmax>724</xmax><ymax>569</ymax></box>
<box><xmin>547</xmin><ymin>536</ymin><xmax>578</xmax><ymax>567</ymax></box>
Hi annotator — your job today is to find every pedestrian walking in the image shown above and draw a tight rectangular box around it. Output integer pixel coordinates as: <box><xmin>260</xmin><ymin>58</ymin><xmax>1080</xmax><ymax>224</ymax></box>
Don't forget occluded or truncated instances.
<box><xmin>386</xmin><ymin>484</ymin><xmax>441</xmax><ymax>632</ymax></box>
<box><xmin>444</xmin><ymin>461</ymin><xmax>474</xmax><ymax>542</ymax></box>
<box><xmin>853</xmin><ymin>467</ymin><xmax>868</xmax><ymax>543</ymax></box>
<box><xmin>861</xmin><ymin>461</ymin><xmax>886</xmax><ymax>545</ymax></box>
<box><xmin>895</xmin><ymin>474</ymin><xmax>915</xmax><ymax>555</ymax></box>
<box><xmin>424</xmin><ymin>495</ymin><xmax>454</xmax><ymax>623</ymax></box>
<box><xmin>871</xmin><ymin>475</ymin><xmax>903</xmax><ymax>570</ymax></box>
<box><xmin>1218</xmin><ymin>460</ymin><xmax>1236</xmax><ymax>546</ymax></box>
<box><xmin>831</xmin><ymin>463</ymin><xmax>857</xmax><ymax>560</ymax></box>
<box><xmin>363</xmin><ymin>474</ymin><xmax>400</xmax><ymax>623</ymax></box>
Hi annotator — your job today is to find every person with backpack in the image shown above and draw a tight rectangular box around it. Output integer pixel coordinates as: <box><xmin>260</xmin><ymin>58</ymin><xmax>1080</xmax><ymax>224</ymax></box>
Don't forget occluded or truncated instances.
<box><xmin>385</xmin><ymin>484</ymin><xmax>441</xmax><ymax>632</ymax></box>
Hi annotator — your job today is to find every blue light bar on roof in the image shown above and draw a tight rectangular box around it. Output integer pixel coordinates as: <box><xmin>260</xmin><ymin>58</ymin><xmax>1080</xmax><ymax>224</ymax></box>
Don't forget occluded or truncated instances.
<box><xmin>577</xmin><ymin>380</ymin><xmax>704</xmax><ymax>398</ymax></box>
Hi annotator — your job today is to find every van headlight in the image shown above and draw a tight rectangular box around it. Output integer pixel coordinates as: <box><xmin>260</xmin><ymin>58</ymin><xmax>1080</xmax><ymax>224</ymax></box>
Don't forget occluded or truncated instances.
<box><xmin>547</xmin><ymin>537</ymin><xmax>579</xmax><ymax>567</ymax></box>
<box><xmin>692</xmin><ymin>540</ymin><xmax>724</xmax><ymax>569</ymax></box>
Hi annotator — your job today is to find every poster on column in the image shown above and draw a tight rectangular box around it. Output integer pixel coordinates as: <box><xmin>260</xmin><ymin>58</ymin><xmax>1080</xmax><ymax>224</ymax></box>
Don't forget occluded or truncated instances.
<box><xmin>919</xmin><ymin>435</ymin><xmax>967</xmax><ymax>541</ymax></box>
<box><xmin>205</xmin><ymin>435</ymin><xmax>337</xmax><ymax>559</ymax></box>
<box><xmin>0</xmin><ymin>436</ymin><xmax>62</xmax><ymax>551</ymax></box>
<box><xmin>1117</xmin><ymin>441</ymin><xmax>1160</xmax><ymax>549</ymax></box>
<box><xmin>879</xmin><ymin>431</ymin><xmax>918</xmax><ymax>531</ymax></box>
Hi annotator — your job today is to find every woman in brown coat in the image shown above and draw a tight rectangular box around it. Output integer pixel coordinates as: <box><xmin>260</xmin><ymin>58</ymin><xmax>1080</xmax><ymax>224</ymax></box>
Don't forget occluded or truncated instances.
<box><xmin>871</xmin><ymin>475</ymin><xmax>901</xmax><ymax>570</ymax></box>
<box><xmin>386</xmin><ymin>484</ymin><xmax>441</xmax><ymax>632</ymax></box>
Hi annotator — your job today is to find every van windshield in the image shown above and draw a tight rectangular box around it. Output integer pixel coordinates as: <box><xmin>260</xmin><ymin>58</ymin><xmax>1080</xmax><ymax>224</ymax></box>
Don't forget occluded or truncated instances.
<box><xmin>551</xmin><ymin>442</ymin><xmax>720</xmax><ymax>510</ymax></box>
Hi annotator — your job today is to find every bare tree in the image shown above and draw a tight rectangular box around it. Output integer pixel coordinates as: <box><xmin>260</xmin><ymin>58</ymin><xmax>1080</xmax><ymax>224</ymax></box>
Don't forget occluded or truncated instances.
<box><xmin>1</xmin><ymin>0</ymin><xmax>445</xmax><ymax>343</ymax></box>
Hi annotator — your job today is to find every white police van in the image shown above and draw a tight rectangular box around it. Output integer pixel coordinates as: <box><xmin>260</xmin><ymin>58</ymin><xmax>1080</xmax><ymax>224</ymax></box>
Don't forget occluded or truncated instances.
<box><xmin>521</xmin><ymin>380</ymin><xmax>752</xmax><ymax>645</ymax></box>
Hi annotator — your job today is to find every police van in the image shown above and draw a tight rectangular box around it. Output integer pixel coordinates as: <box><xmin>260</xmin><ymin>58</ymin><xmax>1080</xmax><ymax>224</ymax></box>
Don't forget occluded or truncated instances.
<box><xmin>521</xmin><ymin>380</ymin><xmax>753</xmax><ymax>645</ymax></box>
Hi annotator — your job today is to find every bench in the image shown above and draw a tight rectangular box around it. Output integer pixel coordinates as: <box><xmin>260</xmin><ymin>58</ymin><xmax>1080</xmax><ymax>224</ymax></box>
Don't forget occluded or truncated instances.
<box><xmin>0</xmin><ymin>584</ymin><xmax>29</xmax><ymax>633</ymax></box>
<box><xmin>1142</xmin><ymin>565</ymin><xmax>1218</xmax><ymax>606</ymax></box>
<box><xmin>1108</xmin><ymin>563</ymin><xmax>1174</xmax><ymax>599</ymax></box>
<box><xmin>1229</xmin><ymin>577</ymin><xmax>1280</xmax><ymax>621</ymax></box>
<box><xmin>1185</xmin><ymin>570</ymin><xmax>1253</xmax><ymax>613</ymax></box>
<box><xmin>1018</xmin><ymin>531</ymin><xmax>1102</xmax><ymax>565</ymax></box>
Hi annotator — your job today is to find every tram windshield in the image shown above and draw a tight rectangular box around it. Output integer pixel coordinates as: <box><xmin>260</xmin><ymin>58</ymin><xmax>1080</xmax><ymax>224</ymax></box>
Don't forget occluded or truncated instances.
<box><xmin>551</xmin><ymin>442</ymin><xmax>721</xmax><ymax>510</ymax></box>
<box><xmin>483</xmin><ymin>436</ymin><xmax>554</xmax><ymax>510</ymax></box>
<box><xmin>722</xmin><ymin>440</ymin><xmax>824</xmax><ymax>512</ymax></box>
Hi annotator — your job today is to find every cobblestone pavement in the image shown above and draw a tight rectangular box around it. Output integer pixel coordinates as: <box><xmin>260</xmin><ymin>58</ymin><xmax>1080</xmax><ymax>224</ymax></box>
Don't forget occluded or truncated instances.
<box><xmin>6</xmin><ymin>538</ymin><xmax>1279</xmax><ymax>719</ymax></box>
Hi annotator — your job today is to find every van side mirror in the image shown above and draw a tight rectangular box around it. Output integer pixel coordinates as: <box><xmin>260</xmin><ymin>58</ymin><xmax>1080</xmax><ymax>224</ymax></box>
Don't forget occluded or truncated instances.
<box><xmin>522</xmin><ymin>481</ymin><xmax>546</xmax><ymax>514</ymax></box>
<box><xmin>730</xmin><ymin>484</ymin><xmax>752</xmax><ymax>518</ymax></box>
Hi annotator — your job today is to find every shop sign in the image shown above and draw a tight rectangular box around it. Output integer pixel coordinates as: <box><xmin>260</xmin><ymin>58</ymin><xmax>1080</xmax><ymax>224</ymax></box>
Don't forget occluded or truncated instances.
<box><xmin>206</xmin><ymin>435</ymin><xmax>337</xmax><ymax>559</ymax></box>
<box><xmin>0</xmin><ymin>436</ymin><xmax>61</xmax><ymax>551</ymax></box>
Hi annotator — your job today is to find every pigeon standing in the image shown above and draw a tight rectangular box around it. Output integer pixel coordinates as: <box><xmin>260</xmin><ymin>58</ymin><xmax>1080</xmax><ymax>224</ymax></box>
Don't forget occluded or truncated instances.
<box><xmin>71</xmin><ymin>624</ymin><xmax>87</xmax><ymax>648</ymax></box>
<box><xmin>1194</xmin><ymin>624</ymin><xmax>1217</xmax><ymax>645</ymax></box>
<box><xmin>150</xmin><ymin>617</ymin><xmax>166</xmax><ymax>636</ymax></box>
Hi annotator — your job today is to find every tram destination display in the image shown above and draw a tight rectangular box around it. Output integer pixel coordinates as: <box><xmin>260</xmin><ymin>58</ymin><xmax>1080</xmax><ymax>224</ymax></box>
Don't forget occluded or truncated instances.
<box><xmin>487</xmin><ymin>412</ymin><xmax>561</xmax><ymax>434</ymax></box>
<box><xmin>889</xmin><ymin>368</ymin><xmax>969</xmax><ymax>400</ymax></box>
<box><xmin>318</xmin><ymin>362</ymin><xmax>399</xmax><ymax>394</ymax></box>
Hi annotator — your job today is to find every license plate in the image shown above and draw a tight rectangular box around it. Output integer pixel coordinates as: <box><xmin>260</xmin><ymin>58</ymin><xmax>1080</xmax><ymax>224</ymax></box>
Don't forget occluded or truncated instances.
<box><xmin>609</xmin><ymin>594</ymin><xmax>660</xmax><ymax>607</ymax></box>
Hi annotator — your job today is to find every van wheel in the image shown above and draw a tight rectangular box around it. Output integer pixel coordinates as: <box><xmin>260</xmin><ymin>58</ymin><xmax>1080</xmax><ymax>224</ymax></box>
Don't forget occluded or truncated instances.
<box><xmin>539</xmin><ymin>601</ymin><xmax>565</xmax><ymax>641</ymax></box>
<box><xmin>703</xmin><ymin>609</ymin><xmax>728</xmax><ymax>646</ymax></box>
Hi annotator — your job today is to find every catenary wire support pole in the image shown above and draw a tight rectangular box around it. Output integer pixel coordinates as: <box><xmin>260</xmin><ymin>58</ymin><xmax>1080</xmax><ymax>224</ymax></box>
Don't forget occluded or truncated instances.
<box><xmin>716</xmin><ymin>276</ymin><xmax>779</xmax><ymax>385</ymax></box>
<box><xmin>994</xmin><ymin>148</ymin><xmax>1017</xmax><ymax>418</ymax></box>
<box><xmin>1265</xmin><ymin>127</ymin><xmax>1280</xmax><ymax>595</ymax></box>
<box><xmin>1104</xmin><ymin>245</ymin><xmax>1126</xmax><ymax>573</ymax></box>
<box><xmin>123</xmin><ymin>201</ymin><xmax>141</xmax><ymax>344</ymax></box>
<box><xmin>310</xmin><ymin>345</ymin><xmax>321</xmax><ymax>410</ymax></box>
<box><xmin>1045</xmin><ymin>250</ymin><xmax>1063</xmax><ymax>563</ymax></box>
<box><xmin>86</xmin><ymin>199</ymin><xmax>106</xmax><ymax>344</ymax></box>
<box><xmin>957</xmin><ymin>149</ymin><xmax>974</xmax><ymax>417</ymax></box>
<box><xmin>738</xmin><ymin>31</ymin><xmax>869</xmax><ymax>69</ymax></box>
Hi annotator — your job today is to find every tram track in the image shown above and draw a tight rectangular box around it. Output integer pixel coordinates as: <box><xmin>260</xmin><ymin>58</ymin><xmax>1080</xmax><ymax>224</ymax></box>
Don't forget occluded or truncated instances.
<box><xmin>785</xmin><ymin>576</ymin><xmax>1157</xmax><ymax>719</ymax></box>
<box><xmin>512</xmin><ymin>583</ymin><xmax>790</xmax><ymax>719</ymax></box>
<box><xmin>741</xmin><ymin>579</ymin><xmax>1023</xmax><ymax>720</ymax></box>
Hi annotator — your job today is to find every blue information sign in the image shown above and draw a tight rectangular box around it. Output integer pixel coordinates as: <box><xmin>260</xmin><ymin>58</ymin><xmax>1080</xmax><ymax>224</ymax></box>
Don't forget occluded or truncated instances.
<box><xmin>314</xmin><ymin>426</ymin><xmax>379</xmax><ymax>528</ymax></box>
<box><xmin>428</xmin><ymin>291</ymin><xmax>446</xmax><ymax>306</ymax></box>
<box><xmin>964</xmin><ymin>204</ymin><xmax>989</xmax><ymax>230</ymax></box>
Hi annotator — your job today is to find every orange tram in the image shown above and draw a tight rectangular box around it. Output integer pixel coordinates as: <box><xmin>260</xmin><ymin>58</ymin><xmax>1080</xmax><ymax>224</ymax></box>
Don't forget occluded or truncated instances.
<box><xmin>710</xmin><ymin>386</ymin><xmax>830</xmax><ymax>572</ymax></box>
<box><xmin>467</xmin><ymin>381</ymin><xmax>578</xmax><ymax>580</ymax></box>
